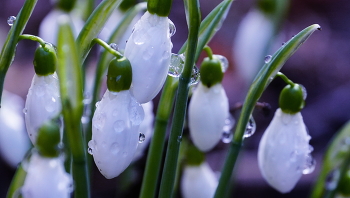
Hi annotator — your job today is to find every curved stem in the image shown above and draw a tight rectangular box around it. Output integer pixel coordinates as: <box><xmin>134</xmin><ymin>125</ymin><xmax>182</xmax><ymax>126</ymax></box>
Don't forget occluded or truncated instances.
<box><xmin>18</xmin><ymin>34</ymin><xmax>46</xmax><ymax>47</ymax></box>
<box><xmin>276</xmin><ymin>72</ymin><xmax>294</xmax><ymax>86</ymax></box>
<box><xmin>203</xmin><ymin>45</ymin><xmax>213</xmax><ymax>59</ymax></box>
<box><xmin>91</xmin><ymin>38</ymin><xmax>123</xmax><ymax>59</ymax></box>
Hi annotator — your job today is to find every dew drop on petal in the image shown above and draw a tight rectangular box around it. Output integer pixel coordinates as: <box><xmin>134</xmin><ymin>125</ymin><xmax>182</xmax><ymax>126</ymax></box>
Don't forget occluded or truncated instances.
<box><xmin>23</xmin><ymin>108</ymin><xmax>27</xmax><ymax>114</ymax></box>
<box><xmin>302</xmin><ymin>154</ymin><xmax>316</xmax><ymax>174</ymax></box>
<box><xmin>129</xmin><ymin>104</ymin><xmax>144</xmax><ymax>126</ymax></box>
<box><xmin>325</xmin><ymin>169</ymin><xmax>340</xmax><ymax>190</ymax></box>
<box><xmin>168</xmin><ymin>19</ymin><xmax>176</xmax><ymax>37</ymax></box>
<box><xmin>87</xmin><ymin>140</ymin><xmax>94</xmax><ymax>155</ymax></box>
<box><xmin>300</xmin><ymin>84</ymin><xmax>307</xmax><ymax>100</ymax></box>
<box><xmin>213</xmin><ymin>54</ymin><xmax>229</xmax><ymax>72</ymax></box>
<box><xmin>244</xmin><ymin>116</ymin><xmax>256</xmax><ymax>138</ymax></box>
<box><xmin>282</xmin><ymin>42</ymin><xmax>286</xmax><ymax>46</ymax></box>
<box><xmin>133</xmin><ymin>30</ymin><xmax>150</xmax><ymax>45</ymax></box>
<box><xmin>109</xmin><ymin>43</ymin><xmax>118</xmax><ymax>51</ymax></box>
<box><xmin>113</xmin><ymin>120</ymin><xmax>125</xmax><ymax>133</ymax></box>
<box><xmin>143</xmin><ymin>46</ymin><xmax>155</xmax><ymax>60</ymax></box>
<box><xmin>35</xmin><ymin>85</ymin><xmax>45</xmax><ymax>97</ymax></box>
<box><xmin>223</xmin><ymin>114</ymin><xmax>235</xmax><ymax>133</ymax></box>
<box><xmin>111</xmin><ymin>142</ymin><xmax>120</xmax><ymax>154</ymax></box>
<box><xmin>95</xmin><ymin>101</ymin><xmax>100</xmax><ymax>108</ymax></box>
<box><xmin>168</xmin><ymin>53</ymin><xmax>185</xmax><ymax>77</ymax></box>
<box><xmin>189</xmin><ymin>65</ymin><xmax>200</xmax><ymax>86</ymax></box>
<box><xmin>222</xmin><ymin>131</ymin><xmax>233</xmax><ymax>143</ymax></box>
<box><xmin>7</xmin><ymin>16</ymin><xmax>16</xmax><ymax>26</ymax></box>
<box><xmin>139</xmin><ymin>133</ymin><xmax>145</xmax><ymax>143</ymax></box>
<box><xmin>264</xmin><ymin>55</ymin><xmax>272</xmax><ymax>63</ymax></box>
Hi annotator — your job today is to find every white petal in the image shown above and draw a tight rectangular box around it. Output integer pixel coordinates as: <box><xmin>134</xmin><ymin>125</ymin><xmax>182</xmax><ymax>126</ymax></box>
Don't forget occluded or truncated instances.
<box><xmin>124</xmin><ymin>11</ymin><xmax>172</xmax><ymax>103</ymax></box>
<box><xmin>181</xmin><ymin>162</ymin><xmax>218</xmax><ymax>198</ymax></box>
<box><xmin>189</xmin><ymin>83</ymin><xmax>229</xmax><ymax>152</ymax></box>
<box><xmin>0</xmin><ymin>91</ymin><xmax>30</xmax><ymax>168</ymax></box>
<box><xmin>21</xmin><ymin>153</ymin><xmax>73</xmax><ymax>198</ymax></box>
<box><xmin>24</xmin><ymin>73</ymin><xmax>61</xmax><ymax>144</ymax></box>
<box><xmin>39</xmin><ymin>9</ymin><xmax>84</xmax><ymax>45</ymax></box>
<box><xmin>233</xmin><ymin>9</ymin><xmax>274</xmax><ymax>84</ymax></box>
<box><xmin>133</xmin><ymin>101</ymin><xmax>154</xmax><ymax>161</ymax></box>
<box><xmin>90</xmin><ymin>90</ymin><xmax>144</xmax><ymax>179</ymax></box>
<box><xmin>258</xmin><ymin>108</ymin><xmax>311</xmax><ymax>193</ymax></box>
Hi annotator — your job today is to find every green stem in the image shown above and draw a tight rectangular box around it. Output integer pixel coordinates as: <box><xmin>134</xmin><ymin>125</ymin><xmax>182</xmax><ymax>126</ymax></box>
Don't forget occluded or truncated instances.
<box><xmin>147</xmin><ymin>0</ymin><xmax>173</xmax><ymax>17</ymax></box>
<box><xmin>0</xmin><ymin>0</ymin><xmax>38</xmax><ymax>105</ymax></box>
<box><xmin>91</xmin><ymin>38</ymin><xmax>123</xmax><ymax>58</ymax></box>
<box><xmin>6</xmin><ymin>164</ymin><xmax>27</xmax><ymax>198</ymax></box>
<box><xmin>203</xmin><ymin>46</ymin><xmax>213</xmax><ymax>59</ymax></box>
<box><xmin>276</xmin><ymin>72</ymin><xmax>294</xmax><ymax>86</ymax></box>
<box><xmin>158</xmin><ymin>0</ymin><xmax>200</xmax><ymax>197</ymax></box>
<box><xmin>18</xmin><ymin>34</ymin><xmax>46</xmax><ymax>47</ymax></box>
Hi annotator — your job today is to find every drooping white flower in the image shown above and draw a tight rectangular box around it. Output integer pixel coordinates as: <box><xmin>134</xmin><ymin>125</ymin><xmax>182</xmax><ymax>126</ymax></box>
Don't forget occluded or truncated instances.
<box><xmin>21</xmin><ymin>152</ymin><xmax>73</xmax><ymax>198</ymax></box>
<box><xmin>89</xmin><ymin>90</ymin><xmax>144</xmax><ymax>179</ymax></box>
<box><xmin>0</xmin><ymin>91</ymin><xmax>30</xmax><ymax>168</ymax></box>
<box><xmin>181</xmin><ymin>162</ymin><xmax>218</xmax><ymax>198</ymax></box>
<box><xmin>124</xmin><ymin>11</ymin><xmax>173</xmax><ymax>103</ymax></box>
<box><xmin>133</xmin><ymin>101</ymin><xmax>154</xmax><ymax>161</ymax></box>
<box><xmin>258</xmin><ymin>108</ymin><xmax>313</xmax><ymax>193</ymax></box>
<box><xmin>39</xmin><ymin>9</ymin><xmax>84</xmax><ymax>45</ymax></box>
<box><xmin>189</xmin><ymin>82</ymin><xmax>229</xmax><ymax>152</ymax></box>
<box><xmin>24</xmin><ymin>73</ymin><xmax>61</xmax><ymax>144</ymax></box>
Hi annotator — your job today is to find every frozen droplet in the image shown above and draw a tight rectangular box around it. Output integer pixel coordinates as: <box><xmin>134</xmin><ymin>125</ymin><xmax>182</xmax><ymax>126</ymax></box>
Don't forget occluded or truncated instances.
<box><xmin>143</xmin><ymin>46</ymin><xmax>155</xmax><ymax>60</ymax></box>
<box><xmin>129</xmin><ymin>105</ymin><xmax>144</xmax><ymax>125</ymax></box>
<box><xmin>35</xmin><ymin>85</ymin><xmax>45</xmax><ymax>97</ymax></box>
<box><xmin>189</xmin><ymin>65</ymin><xmax>200</xmax><ymax>86</ymax></box>
<box><xmin>213</xmin><ymin>54</ymin><xmax>229</xmax><ymax>72</ymax></box>
<box><xmin>168</xmin><ymin>19</ymin><xmax>176</xmax><ymax>37</ymax></box>
<box><xmin>133</xmin><ymin>30</ymin><xmax>150</xmax><ymax>45</ymax></box>
<box><xmin>264</xmin><ymin>55</ymin><xmax>272</xmax><ymax>63</ymax></box>
<box><xmin>300</xmin><ymin>84</ymin><xmax>307</xmax><ymax>100</ymax></box>
<box><xmin>302</xmin><ymin>154</ymin><xmax>316</xmax><ymax>174</ymax></box>
<box><xmin>222</xmin><ymin>114</ymin><xmax>235</xmax><ymax>133</ymax></box>
<box><xmin>177</xmin><ymin>136</ymin><xmax>182</xmax><ymax>142</ymax></box>
<box><xmin>325</xmin><ymin>169</ymin><xmax>340</xmax><ymax>190</ymax></box>
<box><xmin>244</xmin><ymin>116</ymin><xmax>256</xmax><ymax>138</ymax></box>
<box><xmin>109</xmin><ymin>43</ymin><xmax>118</xmax><ymax>51</ymax></box>
<box><xmin>139</xmin><ymin>133</ymin><xmax>145</xmax><ymax>143</ymax></box>
<box><xmin>7</xmin><ymin>16</ymin><xmax>16</xmax><ymax>26</ymax></box>
<box><xmin>111</xmin><ymin>142</ymin><xmax>120</xmax><ymax>154</ymax></box>
<box><xmin>113</xmin><ymin>120</ymin><xmax>125</xmax><ymax>133</ymax></box>
<box><xmin>222</xmin><ymin>131</ymin><xmax>233</xmax><ymax>143</ymax></box>
<box><xmin>45</xmin><ymin>97</ymin><xmax>57</xmax><ymax>112</ymax></box>
<box><xmin>87</xmin><ymin>140</ymin><xmax>94</xmax><ymax>155</ymax></box>
<box><xmin>168</xmin><ymin>53</ymin><xmax>185</xmax><ymax>77</ymax></box>
<box><xmin>23</xmin><ymin>108</ymin><xmax>27</xmax><ymax>114</ymax></box>
<box><xmin>95</xmin><ymin>101</ymin><xmax>100</xmax><ymax>108</ymax></box>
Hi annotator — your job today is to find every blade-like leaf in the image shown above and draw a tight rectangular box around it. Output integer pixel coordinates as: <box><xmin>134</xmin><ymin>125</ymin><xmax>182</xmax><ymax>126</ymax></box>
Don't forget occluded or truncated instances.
<box><xmin>0</xmin><ymin>0</ymin><xmax>38</xmax><ymax>105</ymax></box>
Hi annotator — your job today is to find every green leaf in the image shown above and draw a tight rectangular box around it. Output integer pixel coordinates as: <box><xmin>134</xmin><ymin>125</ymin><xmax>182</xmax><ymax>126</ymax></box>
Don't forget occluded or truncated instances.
<box><xmin>0</xmin><ymin>0</ymin><xmax>38</xmax><ymax>105</ymax></box>
<box><xmin>76</xmin><ymin>0</ymin><xmax>123</xmax><ymax>62</ymax></box>
<box><xmin>215</xmin><ymin>24</ymin><xmax>321</xmax><ymax>198</ymax></box>
<box><xmin>6</xmin><ymin>164</ymin><xmax>26</xmax><ymax>198</ymax></box>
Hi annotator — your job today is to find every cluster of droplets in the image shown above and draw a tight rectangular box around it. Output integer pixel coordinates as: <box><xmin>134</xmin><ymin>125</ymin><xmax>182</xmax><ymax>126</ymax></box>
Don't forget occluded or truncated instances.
<box><xmin>221</xmin><ymin>114</ymin><xmax>235</xmax><ymax>143</ymax></box>
<box><xmin>190</xmin><ymin>66</ymin><xmax>200</xmax><ymax>86</ymax></box>
<box><xmin>7</xmin><ymin>16</ymin><xmax>16</xmax><ymax>26</ymax></box>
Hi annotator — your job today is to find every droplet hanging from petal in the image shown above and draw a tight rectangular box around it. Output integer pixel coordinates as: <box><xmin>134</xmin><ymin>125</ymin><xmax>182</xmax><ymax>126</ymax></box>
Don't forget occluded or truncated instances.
<box><xmin>7</xmin><ymin>16</ymin><xmax>16</xmax><ymax>26</ymax></box>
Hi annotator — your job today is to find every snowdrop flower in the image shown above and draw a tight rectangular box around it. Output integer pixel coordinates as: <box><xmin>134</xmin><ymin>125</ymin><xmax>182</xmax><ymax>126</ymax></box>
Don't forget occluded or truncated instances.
<box><xmin>124</xmin><ymin>11</ymin><xmax>173</xmax><ymax>103</ymax></box>
<box><xmin>258</xmin><ymin>84</ymin><xmax>314</xmax><ymax>193</ymax></box>
<box><xmin>181</xmin><ymin>162</ymin><xmax>218</xmax><ymax>198</ymax></box>
<box><xmin>189</xmin><ymin>50</ymin><xmax>229</xmax><ymax>152</ymax></box>
<box><xmin>25</xmin><ymin>43</ymin><xmax>61</xmax><ymax>144</ymax></box>
<box><xmin>89</xmin><ymin>57</ymin><xmax>145</xmax><ymax>179</ymax></box>
<box><xmin>22</xmin><ymin>120</ymin><xmax>72</xmax><ymax>198</ymax></box>
<box><xmin>0</xmin><ymin>91</ymin><xmax>30</xmax><ymax>168</ymax></box>
<box><xmin>133</xmin><ymin>101</ymin><xmax>154</xmax><ymax>161</ymax></box>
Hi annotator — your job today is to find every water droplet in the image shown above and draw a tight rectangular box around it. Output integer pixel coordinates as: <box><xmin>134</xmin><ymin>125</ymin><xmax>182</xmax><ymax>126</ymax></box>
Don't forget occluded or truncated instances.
<box><xmin>177</xmin><ymin>136</ymin><xmax>182</xmax><ymax>142</ymax></box>
<box><xmin>139</xmin><ymin>133</ymin><xmax>145</xmax><ymax>143</ymax></box>
<box><xmin>308</xmin><ymin>145</ymin><xmax>314</xmax><ymax>153</ymax></box>
<box><xmin>189</xmin><ymin>65</ymin><xmax>200</xmax><ymax>86</ymax></box>
<box><xmin>93</xmin><ymin>113</ymin><xmax>106</xmax><ymax>129</ymax></box>
<box><xmin>133</xmin><ymin>30</ymin><xmax>150</xmax><ymax>45</ymax></box>
<box><xmin>325</xmin><ymin>169</ymin><xmax>340</xmax><ymax>190</ymax></box>
<box><xmin>7</xmin><ymin>16</ymin><xmax>16</xmax><ymax>26</ymax></box>
<box><xmin>23</xmin><ymin>108</ymin><xmax>27</xmax><ymax>114</ymax></box>
<box><xmin>300</xmin><ymin>84</ymin><xmax>307</xmax><ymax>100</ymax></box>
<box><xmin>168</xmin><ymin>19</ymin><xmax>176</xmax><ymax>37</ymax></box>
<box><xmin>87</xmin><ymin>140</ymin><xmax>94</xmax><ymax>155</ymax></box>
<box><xmin>302</xmin><ymin>154</ymin><xmax>316</xmax><ymax>174</ymax></box>
<box><xmin>222</xmin><ymin>131</ymin><xmax>233</xmax><ymax>143</ymax></box>
<box><xmin>113</xmin><ymin>120</ymin><xmax>125</xmax><ymax>133</ymax></box>
<box><xmin>129</xmin><ymin>104</ymin><xmax>144</xmax><ymax>125</ymax></box>
<box><xmin>168</xmin><ymin>53</ymin><xmax>185</xmax><ymax>77</ymax></box>
<box><xmin>111</xmin><ymin>142</ymin><xmax>120</xmax><ymax>154</ymax></box>
<box><xmin>109</xmin><ymin>43</ymin><xmax>118</xmax><ymax>51</ymax></box>
<box><xmin>81</xmin><ymin>116</ymin><xmax>89</xmax><ymax>124</ymax></box>
<box><xmin>143</xmin><ymin>46</ymin><xmax>155</xmax><ymax>60</ymax></box>
<box><xmin>45</xmin><ymin>96</ymin><xmax>57</xmax><ymax>112</ymax></box>
<box><xmin>95</xmin><ymin>101</ymin><xmax>100</xmax><ymax>108</ymax></box>
<box><xmin>223</xmin><ymin>114</ymin><xmax>235</xmax><ymax>133</ymax></box>
<box><xmin>244</xmin><ymin>116</ymin><xmax>256</xmax><ymax>138</ymax></box>
<box><xmin>282</xmin><ymin>42</ymin><xmax>286</xmax><ymax>46</ymax></box>
<box><xmin>264</xmin><ymin>55</ymin><xmax>272</xmax><ymax>63</ymax></box>
<box><xmin>213</xmin><ymin>54</ymin><xmax>229</xmax><ymax>72</ymax></box>
<box><xmin>35</xmin><ymin>85</ymin><xmax>45</xmax><ymax>96</ymax></box>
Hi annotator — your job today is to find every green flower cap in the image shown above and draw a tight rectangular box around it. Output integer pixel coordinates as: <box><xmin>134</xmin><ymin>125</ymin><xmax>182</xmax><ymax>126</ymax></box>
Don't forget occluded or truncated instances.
<box><xmin>185</xmin><ymin>144</ymin><xmax>205</xmax><ymax>166</ymax></box>
<box><xmin>36</xmin><ymin>120</ymin><xmax>61</xmax><ymax>158</ymax></box>
<box><xmin>33</xmin><ymin>43</ymin><xmax>57</xmax><ymax>76</ymax></box>
<box><xmin>279</xmin><ymin>84</ymin><xmax>305</xmax><ymax>114</ymax></box>
<box><xmin>200</xmin><ymin>57</ymin><xmax>224</xmax><ymax>88</ymax></box>
<box><xmin>257</xmin><ymin>0</ymin><xmax>277</xmax><ymax>15</ymax></box>
<box><xmin>56</xmin><ymin>0</ymin><xmax>76</xmax><ymax>12</ymax></box>
<box><xmin>107</xmin><ymin>57</ymin><xmax>132</xmax><ymax>92</ymax></box>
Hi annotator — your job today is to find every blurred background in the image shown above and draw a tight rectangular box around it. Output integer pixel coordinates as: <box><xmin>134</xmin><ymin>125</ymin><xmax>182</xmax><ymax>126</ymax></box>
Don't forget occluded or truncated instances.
<box><xmin>0</xmin><ymin>0</ymin><xmax>349</xmax><ymax>197</ymax></box>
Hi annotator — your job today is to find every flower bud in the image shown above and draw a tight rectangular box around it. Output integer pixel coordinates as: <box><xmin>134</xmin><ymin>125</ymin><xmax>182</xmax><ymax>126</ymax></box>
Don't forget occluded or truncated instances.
<box><xmin>279</xmin><ymin>84</ymin><xmax>304</xmax><ymax>114</ymax></box>
<box><xmin>36</xmin><ymin>120</ymin><xmax>61</xmax><ymax>158</ymax></box>
<box><xmin>258</xmin><ymin>108</ymin><xmax>314</xmax><ymax>193</ymax></box>
<box><xmin>200</xmin><ymin>57</ymin><xmax>224</xmax><ymax>88</ymax></box>
<box><xmin>89</xmin><ymin>90</ymin><xmax>144</xmax><ymax>179</ymax></box>
<box><xmin>33</xmin><ymin>43</ymin><xmax>57</xmax><ymax>76</ymax></box>
<box><xmin>189</xmin><ymin>82</ymin><xmax>229</xmax><ymax>152</ymax></box>
<box><xmin>124</xmin><ymin>11</ymin><xmax>173</xmax><ymax>103</ymax></box>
